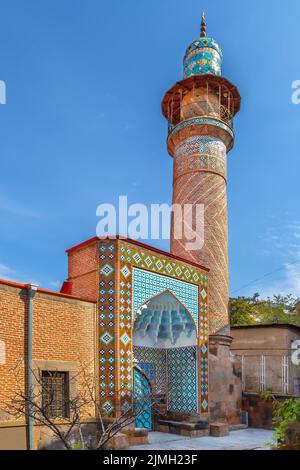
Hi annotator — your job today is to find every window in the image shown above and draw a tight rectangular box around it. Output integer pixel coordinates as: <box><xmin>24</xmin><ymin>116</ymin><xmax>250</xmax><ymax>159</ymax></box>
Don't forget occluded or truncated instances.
<box><xmin>294</xmin><ymin>378</ymin><xmax>300</xmax><ymax>396</ymax></box>
<box><xmin>41</xmin><ymin>371</ymin><xmax>69</xmax><ymax>418</ymax></box>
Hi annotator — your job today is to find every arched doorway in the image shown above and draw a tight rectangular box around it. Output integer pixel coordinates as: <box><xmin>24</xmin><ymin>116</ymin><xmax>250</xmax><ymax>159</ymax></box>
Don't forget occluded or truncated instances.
<box><xmin>133</xmin><ymin>367</ymin><xmax>152</xmax><ymax>430</ymax></box>
<box><xmin>133</xmin><ymin>290</ymin><xmax>198</xmax><ymax>426</ymax></box>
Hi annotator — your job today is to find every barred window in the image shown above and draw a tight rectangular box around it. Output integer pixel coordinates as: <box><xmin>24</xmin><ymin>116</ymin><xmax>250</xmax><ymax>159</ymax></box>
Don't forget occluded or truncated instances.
<box><xmin>41</xmin><ymin>371</ymin><xmax>69</xmax><ymax>418</ymax></box>
<box><xmin>294</xmin><ymin>378</ymin><xmax>300</xmax><ymax>396</ymax></box>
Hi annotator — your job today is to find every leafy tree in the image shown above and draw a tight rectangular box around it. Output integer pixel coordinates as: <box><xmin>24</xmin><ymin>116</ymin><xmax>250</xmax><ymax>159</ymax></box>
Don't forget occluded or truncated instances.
<box><xmin>229</xmin><ymin>294</ymin><xmax>258</xmax><ymax>326</ymax></box>
<box><xmin>229</xmin><ymin>293</ymin><xmax>300</xmax><ymax>326</ymax></box>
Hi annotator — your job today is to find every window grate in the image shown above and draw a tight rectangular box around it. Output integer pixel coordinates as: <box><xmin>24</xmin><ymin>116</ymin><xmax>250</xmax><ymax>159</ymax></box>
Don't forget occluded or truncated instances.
<box><xmin>41</xmin><ymin>371</ymin><xmax>69</xmax><ymax>418</ymax></box>
<box><xmin>259</xmin><ymin>355</ymin><xmax>266</xmax><ymax>392</ymax></box>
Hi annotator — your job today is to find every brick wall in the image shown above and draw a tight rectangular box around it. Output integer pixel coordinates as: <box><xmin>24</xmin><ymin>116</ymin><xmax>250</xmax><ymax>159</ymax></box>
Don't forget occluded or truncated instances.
<box><xmin>0</xmin><ymin>282</ymin><xmax>96</xmax><ymax>431</ymax></box>
<box><xmin>0</xmin><ymin>284</ymin><xmax>27</xmax><ymax>414</ymax></box>
<box><xmin>67</xmin><ymin>241</ymin><xmax>99</xmax><ymax>301</ymax></box>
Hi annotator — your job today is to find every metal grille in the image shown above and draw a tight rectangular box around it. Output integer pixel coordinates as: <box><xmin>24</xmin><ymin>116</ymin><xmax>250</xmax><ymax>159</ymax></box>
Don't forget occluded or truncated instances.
<box><xmin>42</xmin><ymin>371</ymin><xmax>68</xmax><ymax>418</ymax></box>
<box><xmin>133</xmin><ymin>368</ymin><xmax>152</xmax><ymax>430</ymax></box>
<box><xmin>259</xmin><ymin>355</ymin><xmax>266</xmax><ymax>392</ymax></box>
<box><xmin>282</xmin><ymin>356</ymin><xmax>289</xmax><ymax>394</ymax></box>
<box><xmin>241</xmin><ymin>355</ymin><xmax>245</xmax><ymax>391</ymax></box>
<box><xmin>236</xmin><ymin>354</ymin><xmax>300</xmax><ymax>396</ymax></box>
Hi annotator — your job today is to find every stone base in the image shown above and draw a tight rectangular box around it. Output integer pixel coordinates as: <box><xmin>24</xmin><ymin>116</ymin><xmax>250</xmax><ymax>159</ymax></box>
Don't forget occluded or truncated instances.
<box><xmin>229</xmin><ymin>424</ymin><xmax>248</xmax><ymax>431</ymax></box>
<box><xmin>157</xmin><ymin>419</ymin><xmax>210</xmax><ymax>437</ymax></box>
<box><xmin>242</xmin><ymin>393</ymin><xmax>274</xmax><ymax>429</ymax></box>
<box><xmin>210</xmin><ymin>422</ymin><xmax>229</xmax><ymax>437</ymax></box>
<box><xmin>103</xmin><ymin>432</ymin><xmax>129</xmax><ymax>450</ymax></box>
<box><xmin>125</xmin><ymin>428</ymin><xmax>149</xmax><ymax>446</ymax></box>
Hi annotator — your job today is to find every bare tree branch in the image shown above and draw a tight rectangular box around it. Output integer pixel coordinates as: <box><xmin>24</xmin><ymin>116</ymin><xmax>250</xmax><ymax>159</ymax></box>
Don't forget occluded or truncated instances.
<box><xmin>1</xmin><ymin>359</ymin><xmax>159</xmax><ymax>450</ymax></box>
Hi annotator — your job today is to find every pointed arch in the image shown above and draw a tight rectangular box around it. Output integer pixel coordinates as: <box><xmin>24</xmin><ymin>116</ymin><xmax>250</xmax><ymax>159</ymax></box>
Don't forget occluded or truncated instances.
<box><xmin>133</xmin><ymin>289</ymin><xmax>197</xmax><ymax>349</ymax></box>
<box><xmin>135</xmin><ymin>288</ymin><xmax>198</xmax><ymax>333</ymax></box>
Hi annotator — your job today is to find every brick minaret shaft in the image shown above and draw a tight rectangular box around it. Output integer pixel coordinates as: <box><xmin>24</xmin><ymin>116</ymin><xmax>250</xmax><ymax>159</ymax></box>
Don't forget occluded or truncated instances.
<box><xmin>162</xmin><ymin>13</ymin><xmax>240</xmax><ymax>334</ymax></box>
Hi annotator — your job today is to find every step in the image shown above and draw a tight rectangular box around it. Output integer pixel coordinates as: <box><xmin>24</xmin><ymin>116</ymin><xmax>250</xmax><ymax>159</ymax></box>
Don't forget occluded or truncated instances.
<box><xmin>158</xmin><ymin>419</ymin><xmax>209</xmax><ymax>430</ymax></box>
<box><xmin>229</xmin><ymin>424</ymin><xmax>248</xmax><ymax>431</ymax></box>
<box><xmin>157</xmin><ymin>419</ymin><xmax>210</xmax><ymax>437</ymax></box>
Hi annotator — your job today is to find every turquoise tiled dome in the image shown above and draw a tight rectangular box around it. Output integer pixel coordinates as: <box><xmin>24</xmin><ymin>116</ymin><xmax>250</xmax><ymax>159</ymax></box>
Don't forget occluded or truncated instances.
<box><xmin>183</xmin><ymin>36</ymin><xmax>223</xmax><ymax>78</ymax></box>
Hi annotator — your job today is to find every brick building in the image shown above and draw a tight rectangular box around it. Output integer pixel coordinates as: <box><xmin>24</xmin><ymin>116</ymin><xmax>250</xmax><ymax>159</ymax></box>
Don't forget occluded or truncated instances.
<box><xmin>0</xmin><ymin>279</ymin><xmax>96</xmax><ymax>449</ymax></box>
<box><xmin>231</xmin><ymin>324</ymin><xmax>300</xmax><ymax>396</ymax></box>
<box><xmin>231</xmin><ymin>324</ymin><xmax>300</xmax><ymax>428</ymax></box>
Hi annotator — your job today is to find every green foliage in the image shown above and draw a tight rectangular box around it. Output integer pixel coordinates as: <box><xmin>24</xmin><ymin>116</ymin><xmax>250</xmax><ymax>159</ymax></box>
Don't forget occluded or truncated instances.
<box><xmin>229</xmin><ymin>293</ymin><xmax>259</xmax><ymax>326</ymax></box>
<box><xmin>258</xmin><ymin>390</ymin><xmax>274</xmax><ymax>402</ymax></box>
<box><xmin>271</xmin><ymin>398</ymin><xmax>300</xmax><ymax>448</ymax></box>
<box><xmin>71</xmin><ymin>441</ymin><xmax>87</xmax><ymax>450</ymax></box>
<box><xmin>229</xmin><ymin>293</ymin><xmax>299</xmax><ymax>327</ymax></box>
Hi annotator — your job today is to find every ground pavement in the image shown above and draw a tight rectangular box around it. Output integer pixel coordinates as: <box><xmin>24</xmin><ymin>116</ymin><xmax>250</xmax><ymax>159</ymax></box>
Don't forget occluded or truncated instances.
<box><xmin>129</xmin><ymin>428</ymin><xmax>274</xmax><ymax>450</ymax></box>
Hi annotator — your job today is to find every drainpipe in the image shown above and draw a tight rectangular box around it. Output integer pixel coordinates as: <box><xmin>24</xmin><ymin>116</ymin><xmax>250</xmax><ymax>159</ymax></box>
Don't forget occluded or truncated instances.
<box><xmin>26</xmin><ymin>283</ymin><xmax>38</xmax><ymax>450</ymax></box>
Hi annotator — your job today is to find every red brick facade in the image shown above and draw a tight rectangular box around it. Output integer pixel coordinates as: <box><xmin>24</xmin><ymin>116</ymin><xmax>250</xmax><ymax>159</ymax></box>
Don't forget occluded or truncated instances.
<box><xmin>0</xmin><ymin>280</ymin><xmax>96</xmax><ymax>449</ymax></box>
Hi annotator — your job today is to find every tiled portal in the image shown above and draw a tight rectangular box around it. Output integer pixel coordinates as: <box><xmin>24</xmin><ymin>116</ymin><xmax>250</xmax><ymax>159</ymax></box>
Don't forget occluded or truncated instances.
<box><xmin>98</xmin><ymin>238</ymin><xmax>209</xmax><ymax>417</ymax></box>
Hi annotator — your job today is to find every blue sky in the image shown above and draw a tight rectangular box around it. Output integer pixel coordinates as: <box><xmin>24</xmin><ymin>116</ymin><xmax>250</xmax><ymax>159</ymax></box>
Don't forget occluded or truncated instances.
<box><xmin>0</xmin><ymin>0</ymin><xmax>299</xmax><ymax>298</ymax></box>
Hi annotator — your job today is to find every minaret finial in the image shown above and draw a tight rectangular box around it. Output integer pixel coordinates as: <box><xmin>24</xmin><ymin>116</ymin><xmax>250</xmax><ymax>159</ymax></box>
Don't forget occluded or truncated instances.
<box><xmin>200</xmin><ymin>11</ymin><xmax>206</xmax><ymax>37</ymax></box>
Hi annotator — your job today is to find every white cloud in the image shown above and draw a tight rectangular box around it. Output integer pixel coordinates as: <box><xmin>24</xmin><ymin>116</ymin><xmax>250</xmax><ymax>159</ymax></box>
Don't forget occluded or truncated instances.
<box><xmin>0</xmin><ymin>263</ymin><xmax>16</xmax><ymax>279</ymax></box>
<box><xmin>49</xmin><ymin>280</ymin><xmax>61</xmax><ymax>289</ymax></box>
<box><xmin>240</xmin><ymin>220</ymin><xmax>300</xmax><ymax>299</ymax></box>
<box><xmin>0</xmin><ymin>192</ymin><xmax>41</xmax><ymax>219</ymax></box>
<box><xmin>0</xmin><ymin>263</ymin><xmax>39</xmax><ymax>286</ymax></box>
<box><xmin>283</xmin><ymin>254</ymin><xmax>300</xmax><ymax>296</ymax></box>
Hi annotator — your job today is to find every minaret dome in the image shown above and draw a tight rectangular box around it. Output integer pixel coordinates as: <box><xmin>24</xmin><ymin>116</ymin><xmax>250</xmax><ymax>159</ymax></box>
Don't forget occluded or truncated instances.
<box><xmin>183</xmin><ymin>12</ymin><xmax>223</xmax><ymax>77</ymax></box>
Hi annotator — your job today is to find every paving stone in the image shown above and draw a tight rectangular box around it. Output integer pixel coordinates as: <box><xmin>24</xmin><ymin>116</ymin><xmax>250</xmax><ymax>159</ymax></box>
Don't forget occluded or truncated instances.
<box><xmin>129</xmin><ymin>429</ymin><xmax>274</xmax><ymax>450</ymax></box>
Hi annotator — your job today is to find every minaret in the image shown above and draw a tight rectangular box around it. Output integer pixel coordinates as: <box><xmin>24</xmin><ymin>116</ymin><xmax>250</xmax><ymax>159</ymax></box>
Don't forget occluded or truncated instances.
<box><xmin>162</xmin><ymin>13</ymin><xmax>240</xmax><ymax>335</ymax></box>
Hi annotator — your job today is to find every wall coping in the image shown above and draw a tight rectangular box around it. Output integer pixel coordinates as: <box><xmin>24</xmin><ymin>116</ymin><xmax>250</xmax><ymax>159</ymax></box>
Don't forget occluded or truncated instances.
<box><xmin>0</xmin><ymin>279</ymin><xmax>96</xmax><ymax>304</ymax></box>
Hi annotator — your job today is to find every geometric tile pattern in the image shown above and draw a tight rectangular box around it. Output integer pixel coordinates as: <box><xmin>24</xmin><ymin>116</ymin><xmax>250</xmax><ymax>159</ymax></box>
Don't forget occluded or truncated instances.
<box><xmin>184</xmin><ymin>36</ymin><xmax>222</xmax><ymax>78</ymax></box>
<box><xmin>174</xmin><ymin>136</ymin><xmax>227</xmax><ymax>181</ymax></box>
<box><xmin>100</xmin><ymin>331</ymin><xmax>114</xmax><ymax>346</ymax></box>
<box><xmin>184</xmin><ymin>44</ymin><xmax>222</xmax><ymax>78</ymax></box>
<box><xmin>98</xmin><ymin>238</ymin><xmax>209</xmax><ymax>415</ymax></box>
<box><xmin>169</xmin><ymin>116</ymin><xmax>234</xmax><ymax>140</ymax></box>
<box><xmin>132</xmin><ymin>267</ymin><xmax>199</xmax><ymax>327</ymax></box>
<box><xmin>167</xmin><ymin>347</ymin><xmax>198</xmax><ymax>413</ymax></box>
<box><xmin>135</xmin><ymin>362</ymin><xmax>155</xmax><ymax>383</ymax></box>
<box><xmin>126</xmin><ymin>249</ymin><xmax>208</xmax><ymax>285</ymax></box>
<box><xmin>98</xmin><ymin>241</ymin><xmax>117</xmax><ymax>415</ymax></box>
<box><xmin>118</xmin><ymin>240</ymin><xmax>209</xmax><ymax>413</ymax></box>
<box><xmin>133</xmin><ymin>346</ymin><xmax>166</xmax><ymax>394</ymax></box>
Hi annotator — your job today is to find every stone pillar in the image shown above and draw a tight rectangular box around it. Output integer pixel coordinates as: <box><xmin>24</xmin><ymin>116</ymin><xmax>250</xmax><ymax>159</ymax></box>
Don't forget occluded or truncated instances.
<box><xmin>209</xmin><ymin>334</ymin><xmax>242</xmax><ymax>424</ymax></box>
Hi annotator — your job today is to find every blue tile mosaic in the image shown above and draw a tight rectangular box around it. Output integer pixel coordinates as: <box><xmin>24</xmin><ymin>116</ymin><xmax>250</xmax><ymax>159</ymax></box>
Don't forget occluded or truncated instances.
<box><xmin>167</xmin><ymin>347</ymin><xmax>198</xmax><ymax>413</ymax></box>
<box><xmin>132</xmin><ymin>267</ymin><xmax>199</xmax><ymax>328</ymax></box>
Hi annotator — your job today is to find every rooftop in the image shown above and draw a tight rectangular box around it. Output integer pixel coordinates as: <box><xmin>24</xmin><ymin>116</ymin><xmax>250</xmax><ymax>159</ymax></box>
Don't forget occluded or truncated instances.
<box><xmin>231</xmin><ymin>323</ymin><xmax>300</xmax><ymax>331</ymax></box>
<box><xmin>0</xmin><ymin>278</ymin><xmax>96</xmax><ymax>303</ymax></box>
<box><xmin>66</xmin><ymin>235</ymin><xmax>210</xmax><ymax>272</ymax></box>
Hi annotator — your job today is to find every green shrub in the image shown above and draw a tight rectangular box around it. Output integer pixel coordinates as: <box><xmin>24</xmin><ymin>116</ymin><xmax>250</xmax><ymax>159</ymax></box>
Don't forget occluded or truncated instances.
<box><xmin>258</xmin><ymin>390</ymin><xmax>274</xmax><ymax>402</ymax></box>
<box><xmin>271</xmin><ymin>398</ymin><xmax>300</xmax><ymax>448</ymax></box>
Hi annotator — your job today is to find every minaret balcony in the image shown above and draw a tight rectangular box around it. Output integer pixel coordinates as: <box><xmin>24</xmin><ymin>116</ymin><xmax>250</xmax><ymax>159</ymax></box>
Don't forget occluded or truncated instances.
<box><xmin>162</xmin><ymin>75</ymin><xmax>240</xmax><ymax>157</ymax></box>
<box><xmin>167</xmin><ymin>105</ymin><xmax>234</xmax><ymax>135</ymax></box>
